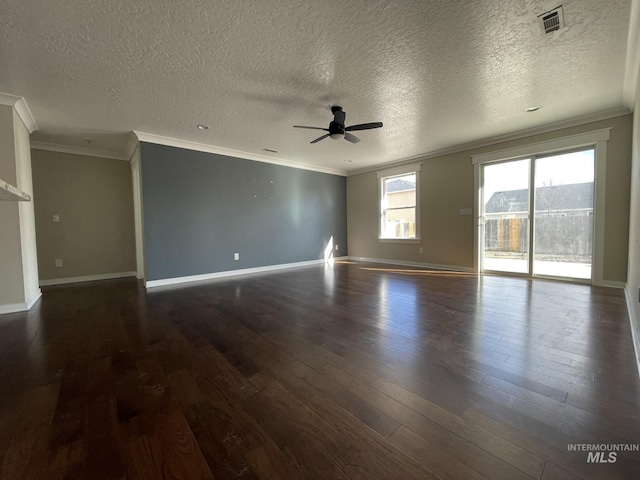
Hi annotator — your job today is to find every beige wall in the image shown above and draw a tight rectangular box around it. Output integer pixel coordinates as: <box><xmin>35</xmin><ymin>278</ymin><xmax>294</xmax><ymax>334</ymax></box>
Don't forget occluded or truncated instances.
<box><xmin>347</xmin><ymin>114</ymin><xmax>632</xmax><ymax>282</ymax></box>
<box><xmin>31</xmin><ymin>150</ymin><xmax>136</xmax><ymax>281</ymax></box>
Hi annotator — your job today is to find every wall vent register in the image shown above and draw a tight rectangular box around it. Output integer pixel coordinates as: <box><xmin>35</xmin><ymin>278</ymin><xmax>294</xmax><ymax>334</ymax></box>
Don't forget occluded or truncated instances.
<box><xmin>538</xmin><ymin>6</ymin><xmax>565</xmax><ymax>34</ymax></box>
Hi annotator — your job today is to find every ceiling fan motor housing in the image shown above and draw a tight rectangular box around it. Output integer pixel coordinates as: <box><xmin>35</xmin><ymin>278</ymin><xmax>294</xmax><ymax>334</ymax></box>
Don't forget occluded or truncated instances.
<box><xmin>329</xmin><ymin>121</ymin><xmax>345</xmax><ymax>139</ymax></box>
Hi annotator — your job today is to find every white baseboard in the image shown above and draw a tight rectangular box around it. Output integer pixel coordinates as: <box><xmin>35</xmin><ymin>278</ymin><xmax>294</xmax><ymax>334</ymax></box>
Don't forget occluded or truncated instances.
<box><xmin>145</xmin><ymin>259</ymin><xmax>344</xmax><ymax>288</ymax></box>
<box><xmin>0</xmin><ymin>302</ymin><xmax>28</xmax><ymax>315</ymax></box>
<box><xmin>0</xmin><ymin>290</ymin><xmax>42</xmax><ymax>315</ymax></box>
<box><xmin>39</xmin><ymin>271</ymin><xmax>137</xmax><ymax>287</ymax></box>
<box><xmin>347</xmin><ymin>256</ymin><xmax>474</xmax><ymax>273</ymax></box>
<box><xmin>624</xmin><ymin>283</ymin><xmax>640</xmax><ymax>380</ymax></box>
<box><xmin>602</xmin><ymin>280</ymin><xmax>626</xmax><ymax>289</ymax></box>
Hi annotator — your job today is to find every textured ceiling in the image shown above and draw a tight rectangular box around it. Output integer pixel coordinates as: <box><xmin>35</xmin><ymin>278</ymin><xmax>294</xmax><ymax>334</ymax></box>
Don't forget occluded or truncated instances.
<box><xmin>0</xmin><ymin>0</ymin><xmax>635</xmax><ymax>173</ymax></box>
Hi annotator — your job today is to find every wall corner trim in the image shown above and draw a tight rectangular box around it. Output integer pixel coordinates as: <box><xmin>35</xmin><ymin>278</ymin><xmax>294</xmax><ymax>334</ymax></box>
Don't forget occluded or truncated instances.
<box><xmin>125</xmin><ymin>133</ymin><xmax>140</xmax><ymax>161</ymax></box>
<box><xmin>145</xmin><ymin>259</ymin><xmax>342</xmax><ymax>288</ymax></box>
<box><xmin>26</xmin><ymin>290</ymin><xmax>42</xmax><ymax>309</ymax></box>
<box><xmin>624</xmin><ymin>283</ymin><xmax>640</xmax><ymax>379</ymax></box>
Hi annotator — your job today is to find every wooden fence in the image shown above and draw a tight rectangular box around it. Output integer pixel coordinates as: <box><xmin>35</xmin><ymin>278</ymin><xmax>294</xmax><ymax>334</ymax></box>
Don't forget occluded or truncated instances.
<box><xmin>485</xmin><ymin>215</ymin><xmax>593</xmax><ymax>255</ymax></box>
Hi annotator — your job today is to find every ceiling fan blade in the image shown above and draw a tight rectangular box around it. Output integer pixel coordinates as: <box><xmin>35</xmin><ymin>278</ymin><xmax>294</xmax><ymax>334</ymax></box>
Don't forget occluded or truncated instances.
<box><xmin>293</xmin><ymin>125</ymin><xmax>329</xmax><ymax>132</ymax></box>
<box><xmin>344</xmin><ymin>132</ymin><xmax>360</xmax><ymax>144</ymax></box>
<box><xmin>345</xmin><ymin>122</ymin><xmax>383</xmax><ymax>131</ymax></box>
<box><xmin>293</xmin><ymin>125</ymin><xmax>329</xmax><ymax>131</ymax></box>
<box><xmin>310</xmin><ymin>134</ymin><xmax>330</xmax><ymax>143</ymax></box>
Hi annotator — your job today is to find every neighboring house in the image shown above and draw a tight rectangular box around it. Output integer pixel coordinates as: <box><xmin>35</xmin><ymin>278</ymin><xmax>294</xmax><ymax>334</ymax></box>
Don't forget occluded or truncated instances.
<box><xmin>385</xmin><ymin>177</ymin><xmax>416</xmax><ymax>194</ymax></box>
<box><xmin>384</xmin><ymin>177</ymin><xmax>417</xmax><ymax>237</ymax></box>
<box><xmin>485</xmin><ymin>182</ymin><xmax>594</xmax><ymax>216</ymax></box>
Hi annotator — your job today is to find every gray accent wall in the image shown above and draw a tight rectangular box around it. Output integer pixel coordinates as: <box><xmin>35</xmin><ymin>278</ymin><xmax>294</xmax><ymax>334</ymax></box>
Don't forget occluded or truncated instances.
<box><xmin>140</xmin><ymin>142</ymin><xmax>347</xmax><ymax>281</ymax></box>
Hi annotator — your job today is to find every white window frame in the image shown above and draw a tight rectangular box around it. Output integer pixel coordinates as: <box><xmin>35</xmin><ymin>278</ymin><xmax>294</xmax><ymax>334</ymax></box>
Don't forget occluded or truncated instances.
<box><xmin>377</xmin><ymin>163</ymin><xmax>421</xmax><ymax>243</ymax></box>
<box><xmin>472</xmin><ymin>128</ymin><xmax>610</xmax><ymax>286</ymax></box>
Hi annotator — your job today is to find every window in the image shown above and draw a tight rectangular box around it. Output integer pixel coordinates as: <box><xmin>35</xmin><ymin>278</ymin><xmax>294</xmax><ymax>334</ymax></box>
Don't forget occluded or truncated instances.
<box><xmin>378</xmin><ymin>163</ymin><xmax>421</xmax><ymax>241</ymax></box>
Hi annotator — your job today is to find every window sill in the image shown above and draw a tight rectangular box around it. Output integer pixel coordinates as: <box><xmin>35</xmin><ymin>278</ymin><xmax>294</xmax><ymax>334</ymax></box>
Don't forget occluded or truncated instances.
<box><xmin>378</xmin><ymin>238</ymin><xmax>421</xmax><ymax>244</ymax></box>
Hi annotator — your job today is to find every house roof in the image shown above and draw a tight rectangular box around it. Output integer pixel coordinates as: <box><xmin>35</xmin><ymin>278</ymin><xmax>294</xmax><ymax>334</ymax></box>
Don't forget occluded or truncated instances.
<box><xmin>0</xmin><ymin>1</ymin><xmax>637</xmax><ymax>174</ymax></box>
<box><xmin>386</xmin><ymin>178</ymin><xmax>416</xmax><ymax>193</ymax></box>
<box><xmin>485</xmin><ymin>182</ymin><xmax>594</xmax><ymax>213</ymax></box>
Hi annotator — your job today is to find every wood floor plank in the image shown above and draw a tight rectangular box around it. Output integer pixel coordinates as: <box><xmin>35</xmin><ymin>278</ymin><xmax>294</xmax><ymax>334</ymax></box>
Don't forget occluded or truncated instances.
<box><xmin>256</xmin><ymin>368</ymin><xmax>441</xmax><ymax>480</ymax></box>
<box><xmin>0</xmin><ymin>383</ymin><xmax>60</xmax><ymax>480</ymax></box>
<box><xmin>193</xmin><ymin>345</ymin><xmax>260</xmax><ymax>403</ymax></box>
<box><xmin>121</xmin><ymin>392</ymin><xmax>214</xmax><ymax>480</ymax></box>
<box><xmin>463</xmin><ymin>404</ymin><xmax>637</xmax><ymax>479</ymax></box>
<box><xmin>83</xmin><ymin>357</ymin><xmax>126</xmax><ymax>479</ymax></box>
<box><xmin>541</xmin><ymin>461</ymin><xmax>588</xmax><ymax>480</ymax></box>
<box><xmin>245</xmin><ymin>439</ymin><xmax>307</xmax><ymax>480</ymax></box>
<box><xmin>481</xmin><ymin>374</ymin><xmax>640</xmax><ymax>443</ymax></box>
<box><xmin>185</xmin><ymin>399</ymin><xmax>264</xmax><ymax>480</ymax></box>
<box><xmin>389</xmin><ymin>425</ymin><xmax>490</xmax><ymax>480</ymax></box>
<box><xmin>288</xmin><ymin>360</ymin><xmax>401</xmax><ymax>438</ymax></box>
<box><xmin>49</xmin><ymin>367</ymin><xmax>89</xmax><ymax>452</ymax></box>
<box><xmin>371</xmin><ymin>378</ymin><xmax>542</xmax><ymax>479</ymax></box>
<box><xmin>240</xmin><ymin>375</ymin><xmax>352</xmax><ymax>480</ymax></box>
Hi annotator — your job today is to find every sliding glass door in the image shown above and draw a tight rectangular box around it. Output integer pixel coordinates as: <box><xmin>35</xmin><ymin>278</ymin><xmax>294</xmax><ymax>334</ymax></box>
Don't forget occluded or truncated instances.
<box><xmin>533</xmin><ymin>150</ymin><xmax>594</xmax><ymax>279</ymax></box>
<box><xmin>481</xmin><ymin>159</ymin><xmax>531</xmax><ymax>274</ymax></box>
<box><xmin>480</xmin><ymin>148</ymin><xmax>595</xmax><ymax>281</ymax></box>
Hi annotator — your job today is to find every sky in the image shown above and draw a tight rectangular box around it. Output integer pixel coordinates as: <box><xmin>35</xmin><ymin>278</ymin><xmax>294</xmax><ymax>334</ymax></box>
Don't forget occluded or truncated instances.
<box><xmin>483</xmin><ymin>148</ymin><xmax>595</xmax><ymax>204</ymax></box>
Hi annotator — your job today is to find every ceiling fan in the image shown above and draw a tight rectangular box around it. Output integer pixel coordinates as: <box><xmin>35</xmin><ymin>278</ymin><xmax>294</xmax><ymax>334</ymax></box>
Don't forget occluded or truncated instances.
<box><xmin>293</xmin><ymin>106</ymin><xmax>383</xmax><ymax>144</ymax></box>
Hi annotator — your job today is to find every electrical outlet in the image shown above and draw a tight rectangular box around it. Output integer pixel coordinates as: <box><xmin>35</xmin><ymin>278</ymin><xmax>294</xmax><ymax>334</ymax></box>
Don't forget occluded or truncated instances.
<box><xmin>55</xmin><ymin>259</ymin><xmax>63</xmax><ymax>267</ymax></box>
<box><xmin>234</xmin><ymin>253</ymin><xmax>239</xmax><ymax>261</ymax></box>
<box><xmin>419</xmin><ymin>247</ymin><xmax>424</xmax><ymax>254</ymax></box>
<box><xmin>53</xmin><ymin>214</ymin><xmax>60</xmax><ymax>222</ymax></box>
<box><xmin>335</xmin><ymin>244</ymin><xmax>339</xmax><ymax>251</ymax></box>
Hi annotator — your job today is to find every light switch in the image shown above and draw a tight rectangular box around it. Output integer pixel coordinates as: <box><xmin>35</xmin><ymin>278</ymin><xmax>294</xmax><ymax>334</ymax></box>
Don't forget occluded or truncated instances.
<box><xmin>459</xmin><ymin>208</ymin><xmax>472</xmax><ymax>216</ymax></box>
<box><xmin>53</xmin><ymin>214</ymin><xmax>60</xmax><ymax>222</ymax></box>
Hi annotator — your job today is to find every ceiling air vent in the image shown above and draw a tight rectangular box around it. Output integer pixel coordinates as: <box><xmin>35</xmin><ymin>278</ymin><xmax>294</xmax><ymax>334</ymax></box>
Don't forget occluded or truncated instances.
<box><xmin>538</xmin><ymin>6</ymin><xmax>565</xmax><ymax>34</ymax></box>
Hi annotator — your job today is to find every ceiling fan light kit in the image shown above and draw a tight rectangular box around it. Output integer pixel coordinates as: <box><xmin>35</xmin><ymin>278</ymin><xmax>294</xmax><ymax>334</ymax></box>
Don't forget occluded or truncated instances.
<box><xmin>294</xmin><ymin>106</ymin><xmax>383</xmax><ymax>144</ymax></box>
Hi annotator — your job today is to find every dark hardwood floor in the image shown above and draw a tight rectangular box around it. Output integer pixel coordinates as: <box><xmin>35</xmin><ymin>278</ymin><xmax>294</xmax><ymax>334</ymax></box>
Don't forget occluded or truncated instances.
<box><xmin>1</xmin><ymin>260</ymin><xmax>639</xmax><ymax>479</ymax></box>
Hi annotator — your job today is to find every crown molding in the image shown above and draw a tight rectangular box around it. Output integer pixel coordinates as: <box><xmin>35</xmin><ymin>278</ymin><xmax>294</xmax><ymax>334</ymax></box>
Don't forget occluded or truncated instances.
<box><xmin>30</xmin><ymin>141</ymin><xmax>129</xmax><ymax>161</ymax></box>
<box><xmin>347</xmin><ymin>106</ymin><xmax>630</xmax><ymax>176</ymax></box>
<box><xmin>134</xmin><ymin>131</ymin><xmax>347</xmax><ymax>177</ymax></box>
<box><xmin>623</xmin><ymin>0</ymin><xmax>640</xmax><ymax>110</ymax></box>
<box><xmin>0</xmin><ymin>92</ymin><xmax>38</xmax><ymax>133</ymax></box>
